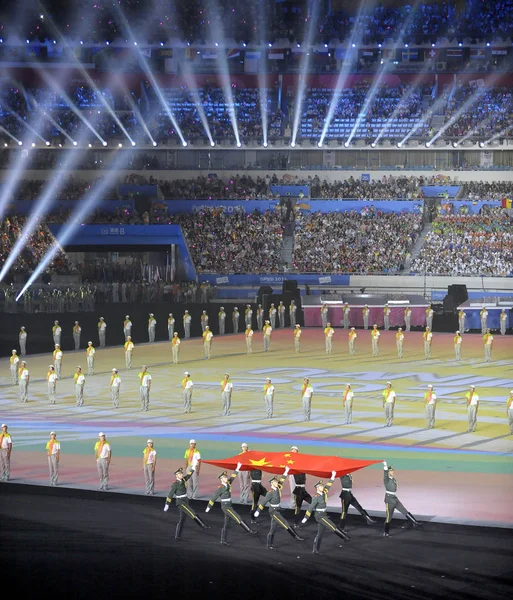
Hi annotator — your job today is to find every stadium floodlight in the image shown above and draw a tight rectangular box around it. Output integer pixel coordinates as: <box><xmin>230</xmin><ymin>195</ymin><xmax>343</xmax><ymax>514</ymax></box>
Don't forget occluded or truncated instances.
<box><xmin>182</xmin><ymin>141</ymin><xmax>188</xmax><ymax>147</ymax></box>
<box><xmin>317</xmin><ymin>141</ymin><xmax>323</xmax><ymax>148</ymax></box>
<box><xmin>370</xmin><ymin>142</ymin><xmax>377</xmax><ymax>148</ymax></box>
<box><xmin>452</xmin><ymin>141</ymin><xmax>458</xmax><ymax>148</ymax></box>
<box><xmin>262</xmin><ymin>142</ymin><xmax>268</xmax><ymax>148</ymax></box>
<box><xmin>153</xmin><ymin>141</ymin><xmax>158</xmax><ymax>147</ymax></box>
<box><xmin>210</xmin><ymin>141</ymin><xmax>216</xmax><ymax>147</ymax></box>
<box><xmin>236</xmin><ymin>141</ymin><xmax>242</xmax><ymax>148</ymax></box>
<box><xmin>290</xmin><ymin>141</ymin><xmax>296</xmax><ymax>148</ymax></box>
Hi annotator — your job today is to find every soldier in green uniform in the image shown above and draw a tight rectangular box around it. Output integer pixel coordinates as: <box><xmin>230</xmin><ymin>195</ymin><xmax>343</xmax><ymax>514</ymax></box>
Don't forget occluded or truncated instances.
<box><xmin>292</xmin><ymin>470</ymin><xmax>312</xmax><ymax>527</ymax></box>
<box><xmin>301</xmin><ymin>471</ymin><xmax>351</xmax><ymax>554</ymax></box>
<box><xmin>164</xmin><ymin>466</ymin><xmax>210</xmax><ymax>540</ymax></box>
<box><xmin>250</xmin><ymin>467</ymin><xmax>267</xmax><ymax>523</ymax></box>
<box><xmin>206</xmin><ymin>462</ymin><xmax>257</xmax><ymax>545</ymax></box>
<box><xmin>253</xmin><ymin>467</ymin><xmax>304</xmax><ymax>550</ymax></box>
<box><xmin>383</xmin><ymin>461</ymin><xmax>421</xmax><ymax>536</ymax></box>
<box><xmin>339</xmin><ymin>473</ymin><xmax>376</xmax><ymax>530</ymax></box>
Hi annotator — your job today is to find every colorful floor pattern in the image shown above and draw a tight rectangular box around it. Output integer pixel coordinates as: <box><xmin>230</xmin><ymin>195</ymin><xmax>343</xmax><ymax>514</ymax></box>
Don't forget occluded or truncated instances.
<box><xmin>1</xmin><ymin>328</ymin><xmax>512</xmax><ymax>527</ymax></box>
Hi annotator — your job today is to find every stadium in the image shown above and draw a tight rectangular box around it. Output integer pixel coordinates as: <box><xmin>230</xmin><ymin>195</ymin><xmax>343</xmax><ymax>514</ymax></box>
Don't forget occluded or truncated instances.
<box><xmin>0</xmin><ymin>1</ymin><xmax>512</xmax><ymax>598</ymax></box>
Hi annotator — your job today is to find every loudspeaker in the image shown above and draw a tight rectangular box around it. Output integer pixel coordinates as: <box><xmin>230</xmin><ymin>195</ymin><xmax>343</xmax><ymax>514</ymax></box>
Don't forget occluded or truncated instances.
<box><xmin>447</xmin><ymin>284</ymin><xmax>468</xmax><ymax>305</ymax></box>
<box><xmin>258</xmin><ymin>285</ymin><xmax>273</xmax><ymax>296</ymax></box>
<box><xmin>443</xmin><ymin>295</ymin><xmax>455</xmax><ymax>314</ymax></box>
<box><xmin>282</xmin><ymin>280</ymin><xmax>298</xmax><ymax>294</ymax></box>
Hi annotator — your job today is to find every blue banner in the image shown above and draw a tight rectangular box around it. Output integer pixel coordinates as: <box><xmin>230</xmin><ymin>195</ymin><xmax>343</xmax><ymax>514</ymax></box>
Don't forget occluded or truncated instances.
<box><xmin>199</xmin><ymin>274</ymin><xmax>350</xmax><ymax>286</ymax></box>
<box><xmin>421</xmin><ymin>186</ymin><xmax>461</xmax><ymax>198</ymax></box>
<box><xmin>48</xmin><ymin>224</ymin><xmax>196</xmax><ymax>280</ymax></box>
<box><xmin>439</xmin><ymin>200</ymin><xmax>502</xmax><ymax>215</ymax></box>
<box><xmin>165</xmin><ymin>200</ymin><xmax>280</xmax><ymax>213</ymax></box>
<box><xmin>269</xmin><ymin>185</ymin><xmax>309</xmax><ymax>197</ymax></box>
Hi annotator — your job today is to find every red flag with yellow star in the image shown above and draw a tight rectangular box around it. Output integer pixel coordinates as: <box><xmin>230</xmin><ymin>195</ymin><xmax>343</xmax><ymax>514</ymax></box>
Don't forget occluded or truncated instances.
<box><xmin>202</xmin><ymin>450</ymin><xmax>381</xmax><ymax>478</ymax></box>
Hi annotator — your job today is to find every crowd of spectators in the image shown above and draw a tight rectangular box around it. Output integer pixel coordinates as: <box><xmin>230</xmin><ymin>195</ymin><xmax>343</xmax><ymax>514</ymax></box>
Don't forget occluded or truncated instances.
<box><xmin>410</xmin><ymin>209</ymin><xmax>513</xmax><ymax>276</ymax></box>
<box><xmin>461</xmin><ymin>181</ymin><xmax>513</xmax><ymax>200</ymax></box>
<box><xmin>173</xmin><ymin>206</ymin><xmax>284</xmax><ymax>273</ymax></box>
<box><xmin>292</xmin><ymin>208</ymin><xmax>422</xmax><ymax>273</ymax></box>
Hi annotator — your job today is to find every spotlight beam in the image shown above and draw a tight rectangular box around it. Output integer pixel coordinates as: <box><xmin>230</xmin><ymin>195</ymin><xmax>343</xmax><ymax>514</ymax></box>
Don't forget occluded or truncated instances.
<box><xmin>291</xmin><ymin>3</ymin><xmax>321</xmax><ymax>147</ymax></box>
<box><xmin>181</xmin><ymin>69</ymin><xmax>215</xmax><ymax>145</ymax></box>
<box><xmin>16</xmin><ymin>149</ymin><xmax>134</xmax><ymax>301</ymax></box>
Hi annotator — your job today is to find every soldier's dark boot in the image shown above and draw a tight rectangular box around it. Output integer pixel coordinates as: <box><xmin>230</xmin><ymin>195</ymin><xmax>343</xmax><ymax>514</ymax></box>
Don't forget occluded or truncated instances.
<box><xmin>287</xmin><ymin>527</ymin><xmax>304</xmax><ymax>541</ymax></box>
<box><xmin>312</xmin><ymin>536</ymin><xmax>321</xmax><ymax>554</ymax></box>
<box><xmin>383</xmin><ymin>521</ymin><xmax>390</xmax><ymax>537</ymax></box>
<box><xmin>220</xmin><ymin>528</ymin><xmax>230</xmax><ymax>546</ymax></box>
<box><xmin>174</xmin><ymin>522</ymin><xmax>186</xmax><ymax>541</ymax></box>
<box><xmin>239</xmin><ymin>520</ymin><xmax>257</xmax><ymax>535</ymax></box>
<box><xmin>194</xmin><ymin>516</ymin><xmax>211</xmax><ymax>529</ymax></box>
<box><xmin>362</xmin><ymin>511</ymin><xmax>376</xmax><ymax>525</ymax></box>
<box><xmin>406</xmin><ymin>512</ymin><xmax>421</xmax><ymax>528</ymax></box>
<box><xmin>340</xmin><ymin>516</ymin><xmax>347</xmax><ymax>530</ymax></box>
<box><xmin>334</xmin><ymin>527</ymin><xmax>351</xmax><ymax>541</ymax></box>
<box><xmin>266</xmin><ymin>533</ymin><xmax>275</xmax><ymax>550</ymax></box>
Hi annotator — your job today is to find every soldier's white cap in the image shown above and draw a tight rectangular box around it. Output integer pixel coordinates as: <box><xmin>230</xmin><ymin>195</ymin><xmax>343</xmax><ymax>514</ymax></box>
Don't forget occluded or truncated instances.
<box><xmin>184</xmin><ymin>371</ymin><xmax>190</xmax><ymax>376</ymax></box>
<box><xmin>126</xmin><ymin>315</ymin><xmax>130</xmax><ymax>318</ymax></box>
<box><xmin>470</xmin><ymin>385</ymin><xmax>475</xmax><ymax>388</ymax></box>
<box><xmin>428</xmin><ymin>384</ymin><xmax>433</xmax><ymax>388</ymax></box>
<box><xmin>147</xmin><ymin>439</ymin><xmax>153</xmax><ymax>444</ymax></box>
<box><xmin>50</xmin><ymin>431</ymin><xmax>56</xmax><ymax>435</ymax></box>
<box><xmin>241</xmin><ymin>443</ymin><xmax>248</xmax><ymax>448</ymax></box>
<box><xmin>99</xmin><ymin>432</ymin><xmax>105</xmax><ymax>437</ymax></box>
<box><xmin>189</xmin><ymin>439</ymin><xmax>196</xmax><ymax>444</ymax></box>
<box><xmin>290</xmin><ymin>445</ymin><xmax>299</xmax><ymax>451</ymax></box>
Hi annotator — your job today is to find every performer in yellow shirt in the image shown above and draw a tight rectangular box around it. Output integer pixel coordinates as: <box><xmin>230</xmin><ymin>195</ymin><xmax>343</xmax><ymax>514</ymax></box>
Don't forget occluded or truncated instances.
<box><xmin>124</xmin><ymin>336</ymin><xmax>134</xmax><ymax>370</ymax></box>
<box><xmin>453</xmin><ymin>330</ymin><xmax>462</xmax><ymax>361</ymax></box>
<box><xmin>324</xmin><ymin>322</ymin><xmax>334</xmax><ymax>355</ymax></box>
<box><xmin>395</xmin><ymin>328</ymin><xmax>404</xmax><ymax>359</ymax></box>
<box><xmin>293</xmin><ymin>324</ymin><xmax>301</xmax><ymax>353</ymax></box>
<box><xmin>348</xmin><ymin>327</ymin><xmax>357</xmax><ymax>356</ymax></box>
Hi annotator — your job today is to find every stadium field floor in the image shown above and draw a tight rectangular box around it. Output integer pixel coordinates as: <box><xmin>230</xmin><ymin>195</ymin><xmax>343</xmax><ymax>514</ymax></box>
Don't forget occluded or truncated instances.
<box><xmin>1</xmin><ymin>328</ymin><xmax>512</xmax><ymax>528</ymax></box>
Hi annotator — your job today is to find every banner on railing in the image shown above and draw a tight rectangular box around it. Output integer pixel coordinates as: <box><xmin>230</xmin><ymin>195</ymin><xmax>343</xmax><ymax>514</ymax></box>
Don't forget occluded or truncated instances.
<box><xmin>198</xmin><ymin>274</ymin><xmax>350</xmax><ymax>286</ymax></box>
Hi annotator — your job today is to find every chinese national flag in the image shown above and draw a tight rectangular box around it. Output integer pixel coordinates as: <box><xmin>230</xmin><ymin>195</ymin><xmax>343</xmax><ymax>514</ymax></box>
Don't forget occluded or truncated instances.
<box><xmin>202</xmin><ymin>450</ymin><xmax>381</xmax><ymax>478</ymax></box>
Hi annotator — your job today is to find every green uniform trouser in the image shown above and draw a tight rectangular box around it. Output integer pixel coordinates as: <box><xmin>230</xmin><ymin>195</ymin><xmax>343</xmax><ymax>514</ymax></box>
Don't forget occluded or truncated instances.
<box><xmin>313</xmin><ymin>512</ymin><xmax>340</xmax><ymax>550</ymax></box>
<box><xmin>175</xmin><ymin>500</ymin><xmax>199</xmax><ymax>538</ymax></box>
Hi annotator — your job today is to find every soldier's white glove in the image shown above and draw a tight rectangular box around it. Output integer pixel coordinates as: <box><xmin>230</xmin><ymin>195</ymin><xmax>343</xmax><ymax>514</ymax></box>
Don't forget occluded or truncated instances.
<box><xmin>301</xmin><ymin>518</ymin><xmax>307</xmax><ymax>524</ymax></box>
<box><xmin>383</xmin><ymin>461</ymin><xmax>388</xmax><ymax>469</ymax></box>
<box><xmin>236</xmin><ymin>461</ymin><xmax>242</xmax><ymax>472</ymax></box>
<box><xmin>283</xmin><ymin>466</ymin><xmax>290</xmax><ymax>475</ymax></box>
<box><xmin>254</xmin><ymin>511</ymin><xmax>260</xmax><ymax>518</ymax></box>
<box><xmin>331</xmin><ymin>470</ymin><xmax>337</xmax><ymax>479</ymax></box>
<box><xmin>205</xmin><ymin>506</ymin><xmax>211</xmax><ymax>513</ymax></box>
<box><xmin>163</xmin><ymin>504</ymin><xmax>169</xmax><ymax>512</ymax></box>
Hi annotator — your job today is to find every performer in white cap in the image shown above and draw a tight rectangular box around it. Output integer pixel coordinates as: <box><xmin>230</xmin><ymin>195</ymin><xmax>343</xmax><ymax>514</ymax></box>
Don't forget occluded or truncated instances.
<box><xmin>371</xmin><ymin>324</ymin><xmax>380</xmax><ymax>357</ymax></box>
<box><xmin>480</xmin><ymin>307</ymin><xmax>488</xmax><ymax>334</ymax></box>
<box><xmin>75</xmin><ymin>366</ymin><xmax>85</xmax><ymax>407</ymax></box>
<box><xmin>148</xmin><ymin>313</ymin><xmax>157</xmax><ymax>343</ymax></box>
<box><xmin>348</xmin><ymin>327</ymin><xmax>357</xmax><ymax>356</ymax></box>
<box><xmin>182</xmin><ymin>372</ymin><xmax>193</xmax><ymax>413</ymax></box>
<box><xmin>293</xmin><ymin>324</ymin><xmax>301</xmax><ymax>353</ymax></box>
<box><xmin>98</xmin><ymin>317</ymin><xmax>107</xmax><ymax>348</ymax></box>
<box><xmin>483</xmin><ymin>328</ymin><xmax>493</xmax><ymax>363</ymax></box>
<box><xmin>19</xmin><ymin>326</ymin><xmax>27</xmax><ymax>356</ymax></box>
<box><xmin>86</xmin><ymin>341</ymin><xmax>95</xmax><ymax>375</ymax></box>
<box><xmin>184</xmin><ymin>439</ymin><xmax>201</xmax><ymax>499</ymax></box>
<box><xmin>362</xmin><ymin>305</ymin><xmax>370</xmax><ymax>330</ymax></box>
<box><xmin>52</xmin><ymin>320</ymin><xmax>62</xmax><ymax>346</ymax></box>
<box><xmin>454</xmin><ymin>330</ymin><xmax>462</xmax><ymax>361</ymax></box>
<box><xmin>458</xmin><ymin>309</ymin><xmax>466</xmax><ymax>334</ymax></box>
<box><xmin>203</xmin><ymin>325</ymin><xmax>213</xmax><ymax>359</ymax></box>
<box><xmin>263</xmin><ymin>378</ymin><xmax>275</xmax><ymax>419</ymax></box>
<box><xmin>9</xmin><ymin>349</ymin><xmax>19</xmax><ymax>385</ymax></box>
<box><xmin>139</xmin><ymin>365</ymin><xmax>151</xmax><ymax>411</ymax></box>
<box><xmin>256</xmin><ymin>304</ymin><xmax>264</xmax><ymax>331</ymax></box>
<box><xmin>507</xmin><ymin>390</ymin><xmax>513</xmax><ymax>434</ymax></box>
<box><xmin>167</xmin><ymin>313</ymin><xmax>175</xmax><ymax>340</ymax></box>
<box><xmin>171</xmin><ymin>332</ymin><xmax>181</xmax><ymax>363</ymax></box>
<box><xmin>342</xmin><ymin>383</ymin><xmax>354</xmax><ymax>424</ymax></box>
<box><xmin>46</xmin><ymin>431</ymin><xmax>60</xmax><ymax>486</ymax></box>
<box><xmin>53</xmin><ymin>344</ymin><xmax>63</xmax><ymax>379</ymax></box>
<box><xmin>47</xmin><ymin>365</ymin><xmax>57</xmax><ymax>405</ymax></box>
<box><xmin>500</xmin><ymin>309</ymin><xmax>508</xmax><ymax>336</ymax></box>
<box><xmin>465</xmin><ymin>385</ymin><xmax>479</xmax><ymax>432</ymax></box>
<box><xmin>221</xmin><ymin>373</ymin><xmax>233</xmax><ymax>416</ymax></box>
<box><xmin>278</xmin><ymin>301</ymin><xmax>285</xmax><ymax>328</ymax></box>
<box><xmin>423</xmin><ymin>326</ymin><xmax>433</xmax><ymax>359</ymax></box>
<box><xmin>238</xmin><ymin>442</ymin><xmax>251</xmax><ymax>504</ymax></box>
<box><xmin>424</xmin><ymin>384</ymin><xmax>437</xmax><ymax>429</ymax></box>
<box><xmin>94</xmin><ymin>432</ymin><xmax>111</xmax><ymax>491</ymax></box>
<box><xmin>0</xmin><ymin>424</ymin><xmax>13</xmax><ymax>482</ymax></box>
<box><xmin>19</xmin><ymin>361</ymin><xmax>29</xmax><ymax>403</ymax></box>
<box><xmin>269</xmin><ymin>303</ymin><xmax>277</xmax><ymax>329</ymax></box>
<box><xmin>289</xmin><ymin>300</ymin><xmax>297</xmax><ymax>327</ymax></box>
<box><xmin>396</xmin><ymin>328</ymin><xmax>404</xmax><ymax>359</ymax></box>
<box><xmin>404</xmin><ymin>306</ymin><xmax>411</xmax><ymax>332</ymax></box>
<box><xmin>232</xmin><ymin>306</ymin><xmax>240</xmax><ymax>334</ymax></box>
<box><xmin>110</xmin><ymin>369</ymin><xmax>121</xmax><ymax>408</ymax></box>
<box><xmin>73</xmin><ymin>321</ymin><xmax>81</xmax><ymax>350</ymax></box>
<box><xmin>218</xmin><ymin>307</ymin><xmax>226</xmax><ymax>335</ymax></box>
<box><xmin>143</xmin><ymin>439</ymin><xmax>157</xmax><ymax>495</ymax></box>
<box><xmin>382</xmin><ymin>381</ymin><xmax>396</xmax><ymax>427</ymax></box>
<box><xmin>124</xmin><ymin>336</ymin><xmax>134</xmax><ymax>370</ymax></box>
<box><xmin>183</xmin><ymin>310</ymin><xmax>191</xmax><ymax>339</ymax></box>
<box><xmin>263</xmin><ymin>320</ymin><xmax>272</xmax><ymax>352</ymax></box>
<box><xmin>245</xmin><ymin>324</ymin><xmax>254</xmax><ymax>354</ymax></box>
<box><xmin>123</xmin><ymin>315</ymin><xmax>132</xmax><ymax>341</ymax></box>
<box><xmin>201</xmin><ymin>310</ymin><xmax>209</xmax><ymax>333</ymax></box>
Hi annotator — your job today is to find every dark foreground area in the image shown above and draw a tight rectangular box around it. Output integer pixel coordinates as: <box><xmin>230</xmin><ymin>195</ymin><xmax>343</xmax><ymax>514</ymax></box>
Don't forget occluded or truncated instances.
<box><xmin>1</xmin><ymin>484</ymin><xmax>512</xmax><ymax>600</ymax></box>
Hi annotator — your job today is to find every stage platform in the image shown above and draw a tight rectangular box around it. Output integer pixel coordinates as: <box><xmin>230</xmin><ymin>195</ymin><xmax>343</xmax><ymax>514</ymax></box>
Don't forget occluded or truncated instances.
<box><xmin>303</xmin><ymin>295</ymin><xmax>430</xmax><ymax>328</ymax></box>
<box><xmin>1</xmin><ymin>328</ymin><xmax>512</xmax><ymax>531</ymax></box>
